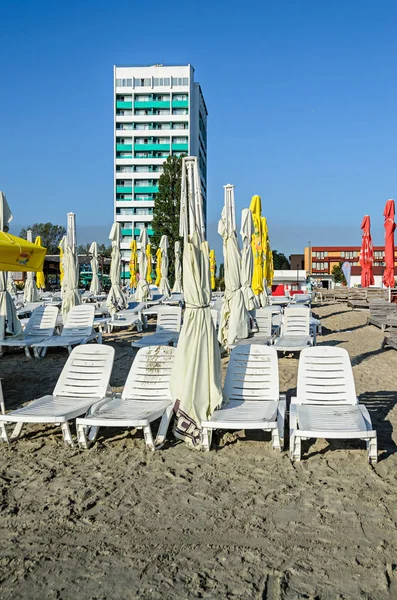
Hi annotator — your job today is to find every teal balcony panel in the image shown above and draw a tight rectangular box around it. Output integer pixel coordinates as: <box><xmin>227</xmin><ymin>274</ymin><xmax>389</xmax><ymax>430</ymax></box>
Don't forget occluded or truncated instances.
<box><xmin>116</xmin><ymin>101</ymin><xmax>132</xmax><ymax>109</ymax></box>
<box><xmin>134</xmin><ymin>186</ymin><xmax>158</xmax><ymax>194</ymax></box>
<box><xmin>121</xmin><ymin>229</ymin><xmax>132</xmax><ymax>236</ymax></box>
<box><xmin>172</xmin><ymin>143</ymin><xmax>189</xmax><ymax>151</ymax></box>
<box><xmin>134</xmin><ymin>143</ymin><xmax>170</xmax><ymax>152</ymax></box>
<box><xmin>116</xmin><ymin>144</ymin><xmax>132</xmax><ymax>151</ymax></box>
<box><xmin>172</xmin><ymin>100</ymin><xmax>189</xmax><ymax>108</ymax></box>
<box><xmin>134</xmin><ymin>101</ymin><xmax>170</xmax><ymax>109</ymax></box>
<box><xmin>116</xmin><ymin>186</ymin><xmax>132</xmax><ymax>194</ymax></box>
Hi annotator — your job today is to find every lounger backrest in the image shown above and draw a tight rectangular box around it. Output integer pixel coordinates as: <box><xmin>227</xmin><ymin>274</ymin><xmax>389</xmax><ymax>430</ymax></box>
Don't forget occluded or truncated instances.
<box><xmin>297</xmin><ymin>346</ymin><xmax>356</xmax><ymax>405</ymax></box>
<box><xmin>254</xmin><ymin>308</ymin><xmax>272</xmax><ymax>336</ymax></box>
<box><xmin>156</xmin><ymin>306</ymin><xmax>182</xmax><ymax>333</ymax></box>
<box><xmin>62</xmin><ymin>304</ymin><xmax>95</xmax><ymax>337</ymax></box>
<box><xmin>224</xmin><ymin>345</ymin><xmax>279</xmax><ymax>401</ymax></box>
<box><xmin>25</xmin><ymin>305</ymin><xmax>59</xmax><ymax>338</ymax></box>
<box><xmin>54</xmin><ymin>344</ymin><xmax>115</xmax><ymax>398</ymax></box>
<box><xmin>282</xmin><ymin>307</ymin><xmax>310</xmax><ymax>336</ymax></box>
<box><xmin>122</xmin><ymin>345</ymin><xmax>175</xmax><ymax>400</ymax></box>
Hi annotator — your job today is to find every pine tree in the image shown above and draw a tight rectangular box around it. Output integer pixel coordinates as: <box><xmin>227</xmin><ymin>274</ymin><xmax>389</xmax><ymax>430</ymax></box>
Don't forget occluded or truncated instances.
<box><xmin>151</xmin><ymin>155</ymin><xmax>184</xmax><ymax>281</ymax></box>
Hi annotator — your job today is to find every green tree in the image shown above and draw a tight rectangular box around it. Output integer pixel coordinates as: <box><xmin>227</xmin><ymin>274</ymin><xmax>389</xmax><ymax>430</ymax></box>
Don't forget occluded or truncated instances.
<box><xmin>272</xmin><ymin>250</ymin><xmax>290</xmax><ymax>270</ymax></box>
<box><xmin>151</xmin><ymin>155</ymin><xmax>185</xmax><ymax>281</ymax></box>
<box><xmin>332</xmin><ymin>262</ymin><xmax>346</xmax><ymax>285</ymax></box>
<box><xmin>20</xmin><ymin>223</ymin><xmax>66</xmax><ymax>254</ymax></box>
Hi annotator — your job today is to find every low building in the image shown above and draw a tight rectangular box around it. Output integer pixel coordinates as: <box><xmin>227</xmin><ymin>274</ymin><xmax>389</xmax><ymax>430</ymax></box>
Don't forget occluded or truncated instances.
<box><xmin>304</xmin><ymin>245</ymin><xmax>397</xmax><ymax>287</ymax></box>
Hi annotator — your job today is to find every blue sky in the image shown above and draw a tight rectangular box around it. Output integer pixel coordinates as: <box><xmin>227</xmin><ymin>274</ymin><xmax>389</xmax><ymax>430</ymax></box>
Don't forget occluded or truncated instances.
<box><xmin>1</xmin><ymin>0</ymin><xmax>396</xmax><ymax>259</ymax></box>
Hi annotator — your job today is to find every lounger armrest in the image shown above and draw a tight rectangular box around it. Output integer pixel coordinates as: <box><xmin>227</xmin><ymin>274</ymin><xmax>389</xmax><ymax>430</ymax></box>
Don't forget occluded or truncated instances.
<box><xmin>290</xmin><ymin>396</ymin><xmax>298</xmax><ymax>405</ymax></box>
<box><xmin>289</xmin><ymin>403</ymin><xmax>298</xmax><ymax>434</ymax></box>
<box><xmin>358</xmin><ymin>404</ymin><xmax>374</xmax><ymax>432</ymax></box>
<box><xmin>278</xmin><ymin>395</ymin><xmax>287</xmax><ymax>418</ymax></box>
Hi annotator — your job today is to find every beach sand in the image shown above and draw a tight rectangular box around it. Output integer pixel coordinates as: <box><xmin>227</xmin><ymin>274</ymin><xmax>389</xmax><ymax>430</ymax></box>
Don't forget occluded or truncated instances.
<box><xmin>1</xmin><ymin>303</ymin><xmax>397</xmax><ymax>599</ymax></box>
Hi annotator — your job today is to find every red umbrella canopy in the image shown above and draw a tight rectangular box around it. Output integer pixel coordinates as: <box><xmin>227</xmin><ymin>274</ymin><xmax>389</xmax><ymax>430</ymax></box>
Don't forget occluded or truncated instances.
<box><xmin>382</xmin><ymin>200</ymin><xmax>396</xmax><ymax>288</ymax></box>
<box><xmin>359</xmin><ymin>215</ymin><xmax>374</xmax><ymax>287</ymax></box>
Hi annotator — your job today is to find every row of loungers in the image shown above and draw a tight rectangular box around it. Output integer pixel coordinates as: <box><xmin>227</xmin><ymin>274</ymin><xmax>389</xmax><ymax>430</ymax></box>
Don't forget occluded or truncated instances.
<box><xmin>0</xmin><ymin>344</ymin><xmax>377</xmax><ymax>463</ymax></box>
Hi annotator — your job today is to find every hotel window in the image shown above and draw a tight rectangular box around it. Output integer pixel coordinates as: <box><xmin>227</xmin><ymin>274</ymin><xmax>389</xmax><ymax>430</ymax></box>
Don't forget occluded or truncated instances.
<box><xmin>116</xmin><ymin>78</ymin><xmax>132</xmax><ymax>87</ymax></box>
<box><xmin>135</xmin><ymin>123</ymin><xmax>150</xmax><ymax>130</ymax></box>
<box><xmin>153</xmin><ymin>77</ymin><xmax>170</xmax><ymax>86</ymax></box>
<box><xmin>116</xmin><ymin>208</ymin><xmax>133</xmax><ymax>215</ymax></box>
<box><xmin>172</xmin><ymin>108</ymin><xmax>188</xmax><ymax>115</ymax></box>
<box><xmin>340</xmin><ymin>251</ymin><xmax>345</xmax><ymax>257</ymax></box>
<box><xmin>172</xmin><ymin>77</ymin><xmax>189</xmax><ymax>86</ymax></box>
<box><xmin>173</xmin><ymin>137</ymin><xmax>188</xmax><ymax>144</ymax></box>
<box><xmin>173</xmin><ymin>94</ymin><xmax>188</xmax><ymax>101</ymax></box>
<box><xmin>135</xmin><ymin>180</ymin><xmax>151</xmax><ymax>187</ymax></box>
<box><xmin>135</xmin><ymin>78</ymin><xmax>151</xmax><ymax>87</ymax></box>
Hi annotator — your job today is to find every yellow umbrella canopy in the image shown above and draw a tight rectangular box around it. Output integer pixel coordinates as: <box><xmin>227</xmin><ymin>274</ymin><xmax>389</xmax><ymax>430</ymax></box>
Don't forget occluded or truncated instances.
<box><xmin>209</xmin><ymin>249</ymin><xmax>216</xmax><ymax>290</ymax></box>
<box><xmin>261</xmin><ymin>216</ymin><xmax>274</xmax><ymax>287</ymax></box>
<box><xmin>129</xmin><ymin>240</ymin><xmax>138</xmax><ymax>288</ymax></box>
<box><xmin>145</xmin><ymin>243</ymin><xmax>152</xmax><ymax>283</ymax></box>
<box><xmin>58</xmin><ymin>237</ymin><xmax>65</xmax><ymax>285</ymax></box>
<box><xmin>249</xmin><ymin>195</ymin><xmax>263</xmax><ymax>296</ymax></box>
<box><xmin>155</xmin><ymin>247</ymin><xmax>162</xmax><ymax>286</ymax></box>
<box><xmin>0</xmin><ymin>231</ymin><xmax>46</xmax><ymax>272</ymax></box>
<box><xmin>34</xmin><ymin>236</ymin><xmax>46</xmax><ymax>289</ymax></box>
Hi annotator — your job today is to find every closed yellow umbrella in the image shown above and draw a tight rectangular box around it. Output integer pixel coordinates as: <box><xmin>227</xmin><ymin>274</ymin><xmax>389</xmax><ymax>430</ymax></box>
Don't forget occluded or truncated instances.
<box><xmin>155</xmin><ymin>247</ymin><xmax>162</xmax><ymax>286</ymax></box>
<box><xmin>209</xmin><ymin>249</ymin><xmax>216</xmax><ymax>290</ymax></box>
<box><xmin>261</xmin><ymin>217</ymin><xmax>274</xmax><ymax>287</ymax></box>
<box><xmin>129</xmin><ymin>240</ymin><xmax>138</xmax><ymax>288</ymax></box>
<box><xmin>58</xmin><ymin>237</ymin><xmax>65</xmax><ymax>285</ymax></box>
<box><xmin>0</xmin><ymin>231</ymin><xmax>46</xmax><ymax>272</ymax></box>
<box><xmin>249</xmin><ymin>195</ymin><xmax>263</xmax><ymax>296</ymax></box>
<box><xmin>34</xmin><ymin>236</ymin><xmax>46</xmax><ymax>289</ymax></box>
<box><xmin>145</xmin><ymin>243</ymin><xmax>152</xmax><ymax>283</ymax></box>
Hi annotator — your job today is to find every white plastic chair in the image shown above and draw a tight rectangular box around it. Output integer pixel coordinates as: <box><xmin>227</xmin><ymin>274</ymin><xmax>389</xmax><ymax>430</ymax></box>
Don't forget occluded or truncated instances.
<box><xmin>77</xmin><ymin>345</ymin><xmax>176</xmax><ymax>450</ymax></box>
<box><xmin>273</xmin><ymin>306</ymin><xmax>315</xmax><ymax>352</ymax></box>
<box><xmin>32</xmin><ymin>304</ymin><xmax>100</xmax><ymax>357</ymax></box>
<box><xmin>131</xmin><ymin>306</ymin><xmax>182</xmax><ymax>348</ymax></box>
<box><xmin>234</xmin><ymin>307</ymin><xmax>273</xmax><ymax>347</ymax></box>
<box><xmin>290</xmin><ymin>346</ymin><xmax>377</xmax><ymax>463</ymax></box>
<box><xmin>201</xmin><ymin>345</ymin><xmax>286</xmax><ymax>451</ymax></box>
<box><xmin>0</xmin><ymin>305</ymin><xmax>59</xmax><ymax>358</ymax></box>
<box><xmin>0</xmin><ymin>345</ymin><xmax>115</xmax><ymax>446</ymax></box>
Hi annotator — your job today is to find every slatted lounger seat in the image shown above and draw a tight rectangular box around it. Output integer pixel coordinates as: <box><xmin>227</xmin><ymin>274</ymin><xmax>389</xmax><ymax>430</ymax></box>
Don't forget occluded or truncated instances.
<box><xmin>0</xmin><ymin>305</ymin><xmax>59</xmax><ymax>358</ymax></box>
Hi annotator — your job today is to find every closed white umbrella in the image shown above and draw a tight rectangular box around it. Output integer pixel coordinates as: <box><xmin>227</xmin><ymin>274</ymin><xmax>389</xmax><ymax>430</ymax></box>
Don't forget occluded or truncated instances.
<box><xmin>0</xmin><ymin>192</ymin><xmax>22</xmax><ymax>341</ymax></box>
<box><xmin>172</xmin><ymin>240</ymin><xmax>183</xmax><ymax>293</ymax></box>
<box><xmin>61</xmin><ymin>213</ymin><xmax>81</xmax><ymax>318</ymax></box>
<box><xmin>89</xmin><ymin>241</ymin><xmax>101</xmax><ymax>295</ymax></box>
<box><xmin>240</xmin><ymin>208</ymin><xmax>258</xmax><ymax>311</ymax></box>
<box><xmin>218</xmin><ymin>185</ymin><xmax>249</xmax><ymax>347</ymax></box>
<box><xmin>23</xmin><ymin>229</ymin><xmax>40</xmax><ymax>303</ymax></box>
<box><xmin>170</xmin><ymin>157</ymin><xmax>222</xmax><ymax>447</ymax></box>
<box><xmin>106</xmin><ymin>222</ymin><xmax>128</xmax><ymax>315</ymax></box>
<box><xmin>7</xmin><ymin>272</ymin><xmax>17</xmax><ymax>296</ymax></box>
<box><xmin>159</xmin><ymin>235</ymin><xmax>171</xmax><ymax>299</ymax></box>
<box><xmin>135</xmin><ymin>229</ymin><xmax>151</xmax><ymax>302</ymax></box>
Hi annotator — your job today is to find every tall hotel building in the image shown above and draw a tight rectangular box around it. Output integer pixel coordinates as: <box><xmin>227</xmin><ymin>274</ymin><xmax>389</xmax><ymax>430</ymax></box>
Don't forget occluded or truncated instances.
<box><xmin>114</xmin><ymin>64</ymin><xmax>208</xmax><ymax>263</ymax></box>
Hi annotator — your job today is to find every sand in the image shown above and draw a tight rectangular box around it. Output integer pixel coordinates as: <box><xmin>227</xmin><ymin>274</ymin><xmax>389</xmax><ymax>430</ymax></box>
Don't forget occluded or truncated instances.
<box><xmin>1</xmin><ymin>303</ymin><xmax>397</xmax><ymax>599</ymax></box>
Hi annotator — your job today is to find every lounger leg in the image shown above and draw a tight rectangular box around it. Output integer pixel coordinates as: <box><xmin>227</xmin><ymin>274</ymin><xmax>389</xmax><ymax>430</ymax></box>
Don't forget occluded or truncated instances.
<box><xmin>290</xmin><ymin>434</ymin><xmax>301</xmax><ymax>462</ymax></box>
<box><xmin>97</xmin><ymin>332</ymin><xmax>102</xmax><ymax>344</ymax></box>
<box><xmin>271</xmin><ymin>428</ymin><xmax>281</xmax><ymax>450</ymax></box>
<box><xmin>367</xmin><ymin>436</ymin><xmax>378</xmax><ymax>464</ymax></box>
<box><xmin>61</xmin><ymin>422</ymin><xmax>75</xmax><ymax>447</ymax></box>
<box><xmin>10</xmin><ymin>422</ymin><xmax>24</xmax><ymax>440</ymax></box>
<box><xmin>0</xmin><ymin>381</ymin><xmax>5</xmax><ymax>415</ymax></box>
<box><xmin>201</xmin><ymin>427</ymin><xmax>212</xmax><ymax>451</ymax></box>
<box><xmin>277</xmin><ymin>397</ymin><xmax>287</xmax><ymax>451</ymax></box>
<box><xmin>24</xmin><ymin>346</ymin><xmax>32</xmax><ymax>359</ymax></box>
<box><xmin>77</xmin><ymin>424</ymin><xmax>89</xmax><ymax>448</ymax></box>
<box><xmin>0</xmin><ymin>422</ymin><xmax>9</xmax><ymax>443</ymax></box>
<box><xmin>143</xmin><ymin>425</ymin><xmax>155</xmax><ymax>451</ymax></box>
<box><xmin>67</xmin><ymin>345</ymin><xmax>73</xmax><ymax>355</ymax></box>
<box><xmin>154</xmin><ymin>405</ymin><xmax>173</xmax><ymax>449</ymax></box>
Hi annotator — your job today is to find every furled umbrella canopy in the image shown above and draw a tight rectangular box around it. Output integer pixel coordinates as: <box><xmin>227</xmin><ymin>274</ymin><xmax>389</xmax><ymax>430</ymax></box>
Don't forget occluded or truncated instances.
<box><xmin>240</xmin><ymin>208</ymin><xmax>258</xmax><ymax>311</ymax></box>
<box><xmin>382</xmin><ymin>200</ymin><xmax>396</xmax><ymax>288</ymax></box>
<box><xmin>129</xmin><ymin>240</ymin><xmax>138</xmax><ymax>289</ymax></box>
<box><xmin>359</xmin><ymin>215</ymin><xmax>375</xmax><ymax>288</ymax></box>
<box><xmin>261</xmin><ymin>217</ymin><xmax>274</xmax><ymax>288</ymax></box>
<box><xmin>249</xmin><ymin>195</ymin><xmax>263</xmax><ymax>297</ymax></box>
<box><xmin>159</xmin><ymin>235</ymin><xmax>171</xmax><ymax>298</ymax></box>
<box><xmin>209</xmin><ymin>249</ymin><xmax>216</xmax><ymax>291</ymax></box>
<box><xmin>106</xmin><ymin>222</ymin><xmax>128</xmax><ymax>315</ymax></box>
<box><xmin>170</xmin><ymin>156</ymin><xmax>222</xmax><ymax>447</ymax></box>
<box><xmin>218</xmin><ymin>185</ymin><xmax>249</xmax><ymax>347</ymax></box>
<box><xmin>146</xmin><ymin>242</ymin><xmax>152</xmax><ymax>284</ymax></box>
<box><xmin>172</xmin><ymin>241</ymin><xmax>182</xmax><ymax>293</ymax></box>
<box><xmin>23</xmin><ymin>230</ymin><xmax>41</xmax><ymax>303</ymax></box>
<box><xmin>0</xmin><ymin>192</ymin><xmax>22</xmax><ymax>340</ymax></box>
<box><xmin>34</xmin><ymin>236</ymin><xmax>46</xmax><ymax>290</ymax></box>
<box><xmin>61</xmin><ymin>213</ymin><xmax>81</xmax><ymax>318</ymax></box>
<box><xmin>7</xmin><ymin>272</ymin><xmax>16</xmax><ymax>296</ymax></box>
<box><xmin>89</xmin><ymin>241</ymin><xmax>101</xmax><ymax>295</ymax></box>
<box><xmin>135</xmin><ymin>229</ymin><xmax>150</xmax><ymax>302</ymax></box>
<box><xmin>155</xmin><ymin>248</ymin><xmax>162</xmax><ymax>287</ymax></box>
<box><xmin>58</xmin><ymin>236</ymin><xmax>66</xmax><ymax>294</ymax></box>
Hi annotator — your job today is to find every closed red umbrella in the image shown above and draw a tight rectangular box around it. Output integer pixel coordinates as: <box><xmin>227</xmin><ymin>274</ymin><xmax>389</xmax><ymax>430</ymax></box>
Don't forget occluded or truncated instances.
<box><xmin>383</xmin><ymin>199</ymin><xmax>396</xmax><ymax>288</ymax></box>
<box><xmin>359</xmin><ymin>215</ymin><xmax>374</xmax><ymax>287</ymax></box>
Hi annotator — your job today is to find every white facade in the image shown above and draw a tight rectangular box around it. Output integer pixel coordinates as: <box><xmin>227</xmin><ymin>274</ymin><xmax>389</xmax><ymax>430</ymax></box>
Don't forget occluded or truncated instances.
<box><xmin>113</xmin><ymin>64</ymin><xmax>208</xmax><ymax>264</ymax></box>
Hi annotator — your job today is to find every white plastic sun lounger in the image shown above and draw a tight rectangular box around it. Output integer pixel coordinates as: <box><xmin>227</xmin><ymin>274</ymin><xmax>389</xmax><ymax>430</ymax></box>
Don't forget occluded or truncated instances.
<box><xmin>32</xmin><ymin>304</ymin><xmax>100</xmax><ymax>358</ymax></box>
<box><xmin>0</xmin><ymin>345</ymin><xmax>115</xmax><ymax>446</ymax></box>
<box><xmin>0</xmin><ymin>305</ymin><xmax>59</xmax><ymax>357</ymax></box>
<box><xmin>234</xmin><ymin>307</ymin><xmax>273</xmax><ymax>347</ymax></box>
<box><xmin>273</xmin><ymin>306</ymin><xmax>315</xmax><ymax>353</ymax></box>
<box><xmin>131</xmin><ymin>306</ymin><xmax>182</xmax><ymax>348</ymax></box>
<box><xmin>289</xmin><ymin>346</ymin><xmax>377</xmax><ymax>463</ymax></box>
<box><xmin>201</xmin><ymin>345</ymin><xmax>286</xmax><ymax>451</ymax></box>
<box><xmin>76</xmin><ymin>345</ymin><xmax>176</xmax><ymax>450</ymax></box>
